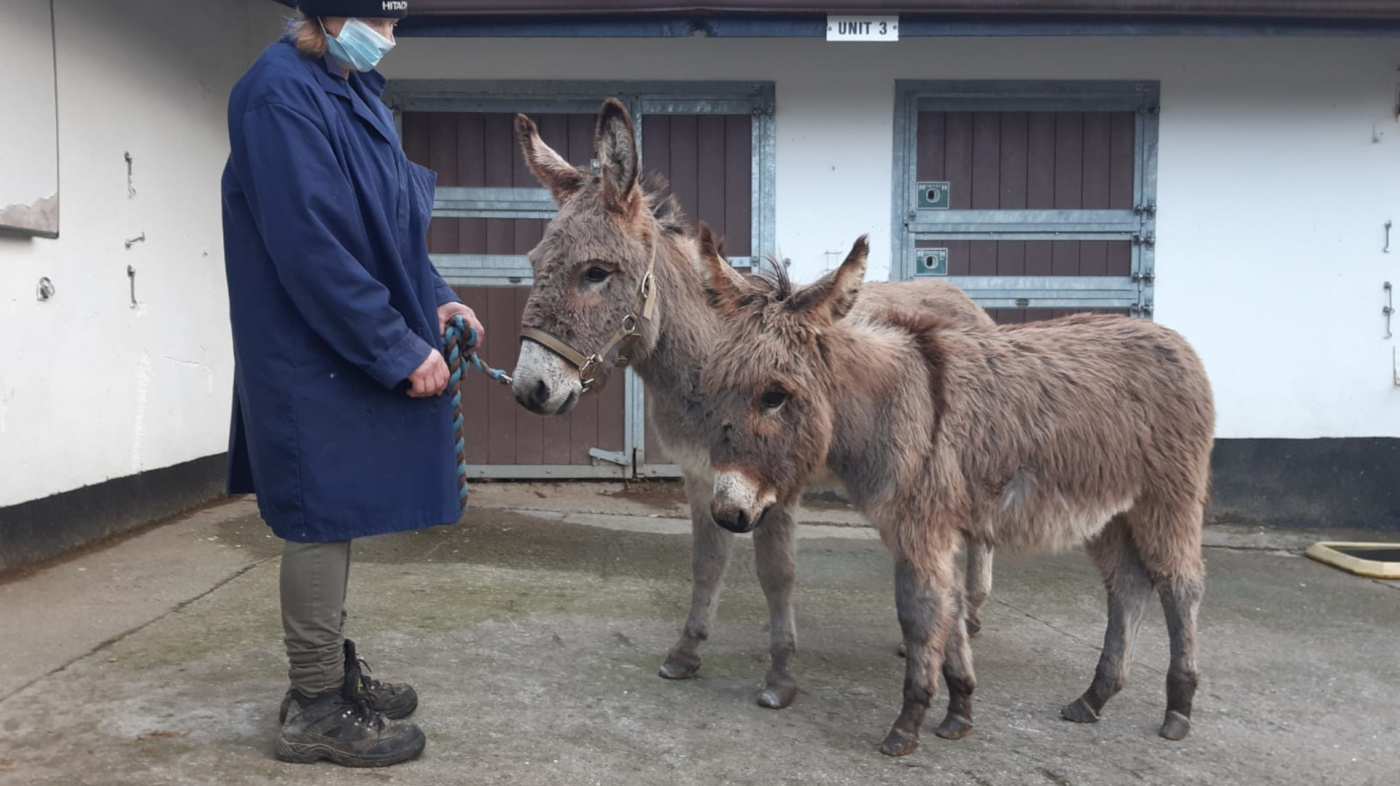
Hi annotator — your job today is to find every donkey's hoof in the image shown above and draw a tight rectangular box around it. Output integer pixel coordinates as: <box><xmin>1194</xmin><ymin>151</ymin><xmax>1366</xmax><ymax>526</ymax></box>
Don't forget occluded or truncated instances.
<box><xmin>934</xmin><ymin>713</ymin><xmax>974</xmax><ymax>740</ymax></box>
<box><xmin>1061</xmin><ymin>697</ymin><xmax>1101</xmax><ymax>724</ymax></box>
<box><xmin>658</xmin><ymin>654</ymin><xmax>701</xmax><ymax>680</ymax></box>
<box><xmin>1159</xmin><ymin>711</ymin><xmax>1191</xmax><ymax>741</ymax></box>
<box><xmin>966</xmin><ymin>614</ymin><xmax>983</xmax><ymax>638</ymax></box>
<box><xmin>878</xmin><ymin>728</ymin><xmax>920</xmax><ymax>757</ymax></box>
<box><xmin>757</xmin><ymin>683</ymin><xmax>797</xmax><ymax>709</ymax></box>
<box><xmin>895</xmin><ymin>641</ymin><xmax>907</xmax><ymax>658</ymax></box>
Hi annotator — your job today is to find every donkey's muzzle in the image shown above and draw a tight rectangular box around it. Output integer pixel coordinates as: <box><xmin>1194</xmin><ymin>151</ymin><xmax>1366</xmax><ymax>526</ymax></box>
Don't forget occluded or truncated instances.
<box><xmin>711</xmin><ymin>502</ymin><xmax>763</xmax><ymax>534</ymax></box>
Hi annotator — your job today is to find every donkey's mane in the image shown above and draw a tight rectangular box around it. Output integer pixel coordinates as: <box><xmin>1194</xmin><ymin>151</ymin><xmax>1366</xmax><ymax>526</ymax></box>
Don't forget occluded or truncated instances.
<box><xmin>639</xmin><ymin>171</ymin><xmax>691</xmax><ymax>238</ymax></box>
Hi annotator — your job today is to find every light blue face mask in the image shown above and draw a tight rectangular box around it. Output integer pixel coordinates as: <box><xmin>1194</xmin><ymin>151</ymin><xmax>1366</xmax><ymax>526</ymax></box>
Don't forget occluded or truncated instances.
<box><xmin>321</xmin><ymin>18</ymin><xmax>395</xmax><ymax>73</ymax></box>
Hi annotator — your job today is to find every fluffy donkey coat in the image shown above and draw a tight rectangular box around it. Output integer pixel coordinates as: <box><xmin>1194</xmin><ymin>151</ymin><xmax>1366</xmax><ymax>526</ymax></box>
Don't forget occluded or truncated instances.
<box><xmin>508</xmin><ymin>99</ymin><xmax>1000</xmax><ymax>711</ymax></box>
<box><xmin>697</xmin><ymin>229</ymin><xmax>1215</xmax><ymax>756</ymax></box>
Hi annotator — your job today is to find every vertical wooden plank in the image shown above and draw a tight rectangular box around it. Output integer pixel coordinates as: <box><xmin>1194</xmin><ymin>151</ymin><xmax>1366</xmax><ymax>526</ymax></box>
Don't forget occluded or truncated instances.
<box><xmin>485</xmin><ymin>287</ymin><xmax>519</xmax><ymax>465</ymax></box>
<box><xmin>916</xmin><ymin>111</ymin><xmax>945</xmax><ymax>182</ymax></box>
<box><xmin>569</xmin><ymin>384</ymin><xmax>601</xmax><ymax>465</ymax></box>
<box><xmin>1079</xmin><ymin>240</ymin><xmax>1107</xmax><ymax>277</ymax></box>
<box><xmin>1023</xmin><ymin>308</ymin><xmax>1057</xmax><ymax>323</ymax></box>
<box><xmin>535</xmin><ymin>113</ymin><xmax>572</xmax><ymax>160</ymax></box>
<box><xmin>1082</xmin><ymin>113</ymin><xmax>1112</xmax><ymax>210</ymax></box>
<box><xmin>1106</xmin><ymin>240</ymin><xmax>1133</xmax><ymax>277</ymax></box>
<box><xmin>402</xmin><ymin>112</ymin><xmax>430</xmax><ymax>165</ymax></box>
<box><xmin>1109</xmin><ymin>112</ymin><xmax>1137</xmax><ymax>210</ymax></box>
<box><xmin>457</xmin><ymin>113</ymin><xmax>487</xmax><ymax>255</ymax></box>
<box><xmin>595</xmin><ymin>370</ymin><xmax>627</xmax><ymax>455</ymax></box>
<box><xmin>669</xmin><ymin>115</ymin><xmax>700</xmax><ymax>232</ymax></box>
<box><xmin>999</xmin><ymin>112</ymin><xmax>1028</xmax><ymax>210</ymax></box>
<box><xmin>565</xmin><ymin>113</ymin><xmax>596</xmax><ymax>169</ymax></box>
<box><xmin>697</xmin><ymin>115</ymin><xmax>727</xmax><ymax>238</ymax></box>
<box><xmin>512</xmin><ymin>113</ymin><xmax>538</xmax><ymax>255</ymax></box>
<box><xmin>945</xmin><ymin>112</ymin><xmax>973</xmax><ymax>210</ymax></box>
<box><xmin>510</xmin><ymin>287</ymin><xmax>543</xmax><ymax>467</ymax></box>
<box><xmin>1053</xmin><ymin>112</ymin><xmax>1083</xmax><ymax>210</ymax></box>
<box><xmin>454</xmin><ymin>286</ymin><xmax>491</xmax><ymax>467</ymax></box>
<box><xmin>992</xmin><ymin>309</ymin><xmax>1024</xmax><ymax>326</ymax></box>
<box><xmin>969</xmin><ymin>240</ymin><xmax>998</xmax><ymax>276</ymax></box>
<box><xmin>944</xmin><ymin>241</ymin><xmax>970</xmax><ymax>276</ymax></box>
<box><xmin>723</xmin><ymin>115</ymin><xmax>753</xmax><ymax>257</ymax></box>
<box><xmin>996</xmin><ymin>240</ymin><xmax>1026</xmax><ymax>277</ymax></box>
<box><xmin>1026</xmin><ymin>112</ymin><xmax>1056</xmax><ymax>210</ymax></box>
<box><xmin>428</xmin><ymin>114</ymin><xmax>459</xmax><ymax>255</ymax></box>
<box><xmin>971</xmin><ymin>112</ymin><xmax>1000</xmax><ymax>210</ymax></box>
<box><xmin>483</xmin><ymin>113</ymin><xmax>515</xmax><ymax>255</ymax></box>
<box><xmin>641</xmin><ymin>115</ymin><xmax>670</xmax><ymax>181</ymax></box>
<box><xmin>1052</xmin><ymin>240</ymin><xmax>1080</xmax><ymax>276</ymax></box>
<box><xmin>1025</xmin><ymin>240</ymin><xmax>1053</xmax><ymax>276</ymax></box>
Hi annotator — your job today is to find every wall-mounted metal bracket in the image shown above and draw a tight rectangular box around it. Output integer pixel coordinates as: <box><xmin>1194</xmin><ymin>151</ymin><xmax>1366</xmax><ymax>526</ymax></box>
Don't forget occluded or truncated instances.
<box><xmin>127</xmin><ymin>265</ymin><xmax>138</xmax><ymax>309</ymax></box>
<box><xmin>36</xmin><ymin>277</ymin><xmax>55</xmax><ymax>302</ymax></box>
<box><xmin>125</xmin><ymin>232</ymin><xmax>146</xmax><ymax>249</ymax></box>
<box><xmin>589</xmin><ymin>447</ymin><xmax>631</xmax><ymax>467</ymax></box>
<box><xmin>1384</xmin><ymin>281</ymin><xmax>1394</xmax><ymax>339</ymax></box>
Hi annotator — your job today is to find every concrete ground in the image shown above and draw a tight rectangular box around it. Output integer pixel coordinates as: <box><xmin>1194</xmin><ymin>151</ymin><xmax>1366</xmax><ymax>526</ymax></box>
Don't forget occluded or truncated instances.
<box><xmin>0</xmin><ymin>481</ymin><xmax>1397</xmax><ymax>786</ymax></box>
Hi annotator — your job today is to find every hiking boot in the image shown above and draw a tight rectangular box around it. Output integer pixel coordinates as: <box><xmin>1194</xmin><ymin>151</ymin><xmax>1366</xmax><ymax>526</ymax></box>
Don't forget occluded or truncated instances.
<box><xmin>344</xmin><ymin>638</ymin><xmax>419</xmax><ymax>720</ymax></box>
<box><xmin>277</xmin><ymin>639</ymin><xmax>418</xmax><ymax>724</ymax></box>
<box><xmin>275</xmin><ymin>688</ymin><xmax>425</xmax><ymax>767</ymax></box>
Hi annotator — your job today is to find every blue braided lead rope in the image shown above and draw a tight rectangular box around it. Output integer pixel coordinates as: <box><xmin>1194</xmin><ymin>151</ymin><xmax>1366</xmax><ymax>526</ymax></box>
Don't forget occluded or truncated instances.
<box><xmin>442</xmin><ymin>315</ymin><xmax>512</xmax><ymax>513</ymax></box>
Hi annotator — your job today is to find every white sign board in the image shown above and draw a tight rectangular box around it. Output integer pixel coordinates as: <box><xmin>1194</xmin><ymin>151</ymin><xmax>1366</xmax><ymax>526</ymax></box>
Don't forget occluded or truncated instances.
<box><xmin>826</xmin><ymin>15</ymin><xmax>899</xmax><ymax>42</ymax></box>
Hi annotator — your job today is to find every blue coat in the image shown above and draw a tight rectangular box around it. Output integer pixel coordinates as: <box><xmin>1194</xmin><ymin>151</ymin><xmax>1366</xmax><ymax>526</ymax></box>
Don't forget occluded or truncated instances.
<box><xmin>221</xmin><ymin>36</ymin><xmax>461</xmax><ymax>542</ymax></box>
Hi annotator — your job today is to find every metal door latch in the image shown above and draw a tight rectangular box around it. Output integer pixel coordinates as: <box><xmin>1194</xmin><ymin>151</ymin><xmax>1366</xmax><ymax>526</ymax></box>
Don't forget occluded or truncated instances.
<box><xmin>1385</xmin><ymin>281</ymin><xmax>1394</xmax><ymax>339</ymax></box>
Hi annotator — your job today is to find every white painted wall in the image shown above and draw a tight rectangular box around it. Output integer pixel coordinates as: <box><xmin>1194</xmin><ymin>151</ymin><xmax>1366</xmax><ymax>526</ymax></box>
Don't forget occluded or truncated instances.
<box><xmin>0</xmin><ymin>0</ymin><xmax>264</xmax><ymax>507</ymax></box>
<box><xmin>373</xmin><ymin>33</ymin><xmax>1400</xmax><ymax>440</ymax></box>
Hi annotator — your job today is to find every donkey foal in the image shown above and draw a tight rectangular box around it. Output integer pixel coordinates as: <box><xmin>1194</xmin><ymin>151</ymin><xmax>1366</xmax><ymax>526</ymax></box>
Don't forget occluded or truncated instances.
<box><xmin>696</xmin><ymin>235</ymin><xmax>1215</xmax><ymax>756</ymax></box>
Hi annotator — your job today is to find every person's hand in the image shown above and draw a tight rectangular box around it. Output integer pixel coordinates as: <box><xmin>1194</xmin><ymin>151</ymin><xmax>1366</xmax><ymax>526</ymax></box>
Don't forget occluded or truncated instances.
<box><xmin>407</xmin><ymin>349</ymin><xmax>449</xmax><ymax>398</ymax></box>
<box><xmin>438</xmin><ymin>302</ymin><xmax>485</xmax><ymax>345</ymax></box>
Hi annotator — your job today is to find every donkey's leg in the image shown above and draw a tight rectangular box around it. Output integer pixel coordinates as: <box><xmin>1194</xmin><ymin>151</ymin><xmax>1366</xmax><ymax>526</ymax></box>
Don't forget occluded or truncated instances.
<box><xmin>752</xmin><ymin>503</ymin><xmax>799</xmax><ymax>709</ymax></box>
<box><xmin>881</xmin><ymin>552</ymin><xmax>958</xmax><ymax>757</ymax></box>
<box><xmin>964</xmin><ymin>537</ymin><xmax>993</xmax><ymax>637</ymax></box>
<box><xmin>660</xmin><ymin>473</ymin><xmax>735</xmax><ymax>680</ymax></box>
<box><xmin>1156</xmin><ymin>573</ymin><xmax>1204</xmax><ymax>740</ymax></box>
<box><xmin>933</xmin><ymin>586</ymin><xmax>976</xmax><ymax>740</ymax></box>
<box><xmin>898</xmin><ymin>536</ymin><xmax>989</xmax><ymax>658</ymax></box>
<box><xmin>1136</xmin><ymin>500</ymin><xmax>1206</xmax><ymax>741</ymax></box>
<box><xmin>1063</xmin><ymin>516</ymin><xmax>1155</xmax><ymax>724</ymax></box>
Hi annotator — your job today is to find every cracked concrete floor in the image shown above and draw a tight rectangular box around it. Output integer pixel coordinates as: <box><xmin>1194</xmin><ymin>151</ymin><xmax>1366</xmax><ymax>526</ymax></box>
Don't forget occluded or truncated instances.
<box><xmin>0</xmin><ymin>482</ymin><xmax>1397</xmax><ymax>785</ymax></box>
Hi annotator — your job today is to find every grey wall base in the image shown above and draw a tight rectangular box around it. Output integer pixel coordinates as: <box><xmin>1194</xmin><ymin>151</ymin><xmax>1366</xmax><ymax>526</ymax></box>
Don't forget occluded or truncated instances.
<box><xmin>1208</xmin><ymin>438</ymin><xmax>1398</xmax><ymax>532</ymax></box>
<box><xmin>0</xmin><ymin>454</ymin><xmax>228</xmax><ymax>577</ymax></box>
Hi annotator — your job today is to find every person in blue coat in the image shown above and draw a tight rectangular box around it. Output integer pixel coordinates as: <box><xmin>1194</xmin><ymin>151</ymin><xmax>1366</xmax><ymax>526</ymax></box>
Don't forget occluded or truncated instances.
<box><xmin>220</xmin><ymin>0</ymin><xmax>481</xmax><ymax>767</ymax></box>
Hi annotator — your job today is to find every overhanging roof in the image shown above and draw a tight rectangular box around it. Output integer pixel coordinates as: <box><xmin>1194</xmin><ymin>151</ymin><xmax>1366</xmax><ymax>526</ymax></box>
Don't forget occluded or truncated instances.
<box><xmin>270</xmin><ymin>0</ymin><xmax>1400</xmax><ymax>35</ymax></box>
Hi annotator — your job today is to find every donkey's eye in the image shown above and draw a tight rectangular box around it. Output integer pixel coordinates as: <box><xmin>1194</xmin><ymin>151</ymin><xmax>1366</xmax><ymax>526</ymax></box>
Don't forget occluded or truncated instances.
<box><xmin>584</xmin><ymin>266</ymin><xmax>612</xmax><ymax>284</ymax></box>
<box><xmin>760</xmin><ymin>390</ymin><xmax>788</xmax><ymax>411</ymax></box>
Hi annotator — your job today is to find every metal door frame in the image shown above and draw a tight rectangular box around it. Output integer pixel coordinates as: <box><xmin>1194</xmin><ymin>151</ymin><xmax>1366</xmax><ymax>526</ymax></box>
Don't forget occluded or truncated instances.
<box><xmin>890</xmin><ymin>80</ymin><xmax>1160</xmax><ymax>315</ymax></box>
<box><xmin>385</xmin><ymin>79</ymin><xmax>777</xmax><ymax>479</ymax></box>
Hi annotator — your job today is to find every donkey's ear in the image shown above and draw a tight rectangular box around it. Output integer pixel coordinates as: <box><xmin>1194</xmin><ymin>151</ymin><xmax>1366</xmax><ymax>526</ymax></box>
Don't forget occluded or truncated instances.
<box><xmin>698</xmin><ymin>221</ymin><xmax>749</xmax><ymax>314</ymax></box>
<box><xmin>516</xmin><ymin>113</ymin><xmax>583</xmax><ymax>205</ymax></box>
<box><xmin>793</xmin><ymin>234</ymin><xmax>869</xmax><ymax>323</ymax></box>
<box><xmin>595</xmin><ymin>98</ymin><xmax>640</xmax><ymax>214</ymax></box>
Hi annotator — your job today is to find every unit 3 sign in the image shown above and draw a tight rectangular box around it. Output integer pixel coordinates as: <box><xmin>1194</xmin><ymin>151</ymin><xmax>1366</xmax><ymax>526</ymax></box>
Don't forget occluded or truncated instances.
<box><xmin>827</xmin><ymin>16</ymin><xmax>899</xmax><ymax>41</ymax></box>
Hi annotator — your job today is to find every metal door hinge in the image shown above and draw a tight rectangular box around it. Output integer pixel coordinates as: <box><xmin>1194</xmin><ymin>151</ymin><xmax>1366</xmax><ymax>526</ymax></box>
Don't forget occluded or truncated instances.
<box><xmin>588</xmin><ymin>447</ymin><xmax>631</xmax><ymax>467</ymax></box>
<box><xmin>1129</xmin><ymin>300</ymin><xmax>1155</xmax><ymax>317</ymax></box>
<box><xmin>1133</xmin><ymin>203</ymin><xmax>1157</xmax><ymax>217</ymax></box>
<box><xmin>1132</xmin><ymin>233</ymin><xmax>1156</xmax><ymax>247</ymax></box>
<box><xmin>1131</xmin><ymin>271</ymin><xmax>1156</xmax><ymax>283</ymax></box>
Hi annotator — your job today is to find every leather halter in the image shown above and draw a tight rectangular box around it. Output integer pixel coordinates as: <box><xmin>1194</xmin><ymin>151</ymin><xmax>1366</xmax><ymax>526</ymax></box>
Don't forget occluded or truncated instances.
<box><xmin>518</xmin><ymin>235</ymin><xmax>659</xmax><ymax>394</ymax></box>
